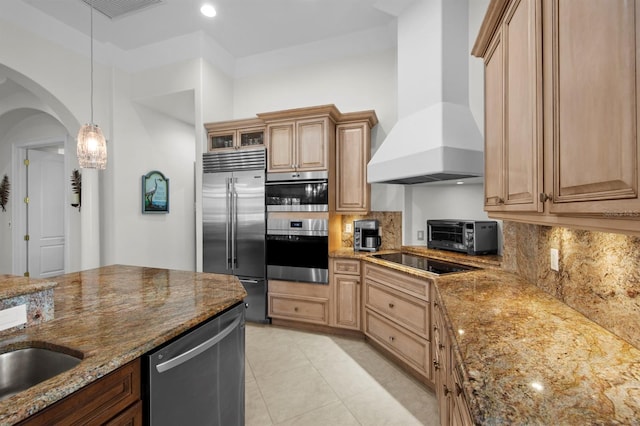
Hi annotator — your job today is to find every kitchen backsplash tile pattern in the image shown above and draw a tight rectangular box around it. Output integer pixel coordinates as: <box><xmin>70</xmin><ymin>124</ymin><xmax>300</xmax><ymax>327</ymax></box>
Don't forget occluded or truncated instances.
<box><xmin>340</xmin><ymin>211</ymin><xmax>402</xmax><ymax>250</ymax></box>
<box><xmin>502</xmin><ymin>221</ymin><xmax>640</xmax><ymax>349</ymax></box>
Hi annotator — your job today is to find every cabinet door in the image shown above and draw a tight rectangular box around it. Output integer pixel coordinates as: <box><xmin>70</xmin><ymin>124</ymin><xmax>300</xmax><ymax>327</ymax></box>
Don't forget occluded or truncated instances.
<box><xmin>336</xmin><ymin>122</ymin><xmax>370</xmax><ymax>213</ymax></box>
<box><xmin>296</xmin><ymin>118</ymin><xmax>328</xmax><ymax>171</ymax></box>
<box><xmin>484</xmin><ymin>30</ymin><xmax>505</xmax><ymax>209</ymax></box>
<box><xmin>267</xmin><ymin>122</ymin><xmax>295</xmax><ymax>172</ymax></box>
<box><xmin>546</xmin><ymin>0</ymin><xmax>640</xmax><ymax>215</ymax></box>
<box><xmin>503</xmin><ymin>0</ymin><xmax>543</xmax><ymax>211</ymax></box>
<box><xmin>333</xmin><ymin>274</ymin><xmax>361</xmax><ymax>330</ymax></box>
<box><xmin>238</xmin><ymin>127</ymin><xmax>264</xmax><ymax>149</ymax></box>
<box><xmin>208</xmin><ymin>131</ymin><xmax>236</xmax><ymax>151</ymax></box>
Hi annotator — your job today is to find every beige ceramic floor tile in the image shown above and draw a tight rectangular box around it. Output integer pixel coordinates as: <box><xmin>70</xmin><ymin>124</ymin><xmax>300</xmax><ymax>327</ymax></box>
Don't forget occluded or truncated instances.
<box><xmin>314</xmin><ymin>356</ymin><xmax>386</xmax><ymax>400</ymax></box>
<box><xmin>245</xmin><ymin>379</ymin><xmax>273</xmax><ymax>426</ymax></box>
<box><xmin>246</xmin><ymin>329</ymin><xmax>312</xmax><ymax>380</ymax></box>
<box><xmin>255</xmin><ymin>364</ymin><xmax>340</xmax><ymax>424</ymax></box>
<box><xmin>275</xmin><ymin>400</ymin><xmax>361</xmax><ymax>426</ymax></box>
<box><xmin>343</xmin><ymin>385</ymin><xmax>425</xmax><ymax>426</ymax></box>
<box><xmin>382</xmin><ymin>373</ymin><xmax>440</xmax><ymax>426</ymax></box>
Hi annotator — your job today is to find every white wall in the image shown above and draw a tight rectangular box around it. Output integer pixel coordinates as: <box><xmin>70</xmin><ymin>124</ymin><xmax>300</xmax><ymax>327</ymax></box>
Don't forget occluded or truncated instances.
<box><xmin>233</xmin><ymin>49</ymin><xmax>397</xmax><ymax>124</ymax></box>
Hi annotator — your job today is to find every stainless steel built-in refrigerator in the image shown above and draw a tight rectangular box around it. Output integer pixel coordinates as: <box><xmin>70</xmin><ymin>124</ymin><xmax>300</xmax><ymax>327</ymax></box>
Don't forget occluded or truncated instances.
<box><xmin>203</xmin><ymin>148</ymin><xmax>268</xmax><ymax>323</ymax></box>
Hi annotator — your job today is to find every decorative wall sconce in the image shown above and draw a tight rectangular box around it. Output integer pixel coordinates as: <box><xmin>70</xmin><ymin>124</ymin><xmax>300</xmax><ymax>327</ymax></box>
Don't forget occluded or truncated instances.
<box><xmin>0</xmin><ymin>174</ymin><xmax>9</xmax><ymax>212</ymax></box>
<box><xmin>71</xmin><ymin>169</ymin><xmax>81</xmax><ymax>211</ymax></box>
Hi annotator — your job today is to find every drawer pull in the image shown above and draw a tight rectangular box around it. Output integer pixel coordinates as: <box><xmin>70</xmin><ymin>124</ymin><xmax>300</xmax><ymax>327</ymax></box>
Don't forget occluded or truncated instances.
<box><xmin>389</xmin><ymin>336</ymin><xmax>395</xmax><ymax>342</ymax></box>
<box><xmin>455</xmin><ymin>383</ymin><xmax>463</xmax><ymax>397</ymax></box>
<box><xmin>443</xmin><ymin>385</ymin><xmax>451</xmax><ymax>397</ymax></box>
<box><xmin>433</xmin><ymin>360</ymin><xmax>440</xmax><ymax>370</ymax></box>
<box><xmin>294</xmin><ymin>307</ymin><xmax>299</xmax><ymax>312</ymax></box>
<box><xmin>388</xmin><ymin>302</ymin><xmax>394</xmax><ymax>308</ymax></box>
<box><xmin>439</xmin><ymin>343</ymin><xmax>445</xmax><ymax>350</ymax></box>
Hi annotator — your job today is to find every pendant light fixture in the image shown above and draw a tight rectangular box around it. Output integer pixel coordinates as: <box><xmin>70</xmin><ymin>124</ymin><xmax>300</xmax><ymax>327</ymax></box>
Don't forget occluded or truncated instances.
<box><xmin>77</xmin><ymin>0</ymin><xmax>107</xmax><ymax>169</ymax></box>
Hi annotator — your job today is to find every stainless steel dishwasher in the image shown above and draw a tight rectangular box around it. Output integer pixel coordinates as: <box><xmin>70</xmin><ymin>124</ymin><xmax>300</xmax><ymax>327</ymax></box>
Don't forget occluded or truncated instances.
<box><xmin>144</xmin><ymin>302</ymin><xmax>245</xmax><ymax>426</ymax></box>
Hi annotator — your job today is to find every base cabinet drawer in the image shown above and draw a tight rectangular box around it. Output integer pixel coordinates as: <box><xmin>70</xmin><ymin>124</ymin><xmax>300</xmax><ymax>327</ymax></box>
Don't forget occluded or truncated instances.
<box><xmin>365</xmin><ymin>309</ymin><xmax>430</xmax><ymax>378</ymax></box>
<box><xmin>269</xmin><ymin>293</ymin><xmax>329</xmax><ymax>324</ymax></box>
<box><xmin>365</xmin><ymin>281</ymin><xmax>429</xmax><ymax>337</ymax></box>
<box><xmin>20</xmin><ymin>359</ymin><xmax>141</xmax><ymax>426</ymax></box>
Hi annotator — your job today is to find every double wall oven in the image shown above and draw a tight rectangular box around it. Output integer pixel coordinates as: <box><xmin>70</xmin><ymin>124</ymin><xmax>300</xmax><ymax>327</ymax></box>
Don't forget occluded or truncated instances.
<box><xmin>266</xmin><ymin>171</ymin><xmax>329</xmax><ymax>284</ymax></box>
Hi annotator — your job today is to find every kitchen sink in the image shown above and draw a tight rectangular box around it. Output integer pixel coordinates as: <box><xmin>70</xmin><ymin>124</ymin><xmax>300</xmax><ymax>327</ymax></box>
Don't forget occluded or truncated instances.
<box><xmin>0</xmin><ymin>346</ymin><xmax>82</xmax><ymax>401</ymax></box>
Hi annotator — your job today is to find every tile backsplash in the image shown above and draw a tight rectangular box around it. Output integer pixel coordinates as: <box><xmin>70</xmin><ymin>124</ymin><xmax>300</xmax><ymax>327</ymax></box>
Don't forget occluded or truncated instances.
<box><xmin>339</xmin><ymin>211</ymin><xmax>402</xmax><ymax>251</ymax></box>
<box><xmin>502</xmin><ymin>221</ymin><xmax>640</xmax><ymax>349</ymax></box>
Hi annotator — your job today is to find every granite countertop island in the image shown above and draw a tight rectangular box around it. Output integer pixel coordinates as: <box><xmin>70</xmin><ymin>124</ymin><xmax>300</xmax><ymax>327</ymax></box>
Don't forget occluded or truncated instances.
<box><xmin>0</xmin><ymin>265</ymin><xmax>247</xmax><ymax>425</ymax></box>
<box><xmin>333</xmin><ymin>246</ymin><xmax>640</xmax><ymax>423</ymax></box>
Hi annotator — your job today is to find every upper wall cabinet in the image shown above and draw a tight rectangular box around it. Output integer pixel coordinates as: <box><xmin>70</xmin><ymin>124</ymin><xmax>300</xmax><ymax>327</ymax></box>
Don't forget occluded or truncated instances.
<box><xmin>481</xmin><ymin>0</ymin><xmax>543</xmax><ymax>213</ymax></box>
<box><xmin>473</xmin><ymin>0</ymin><xmax>640</xmax><ymax>235</ymax></box>
<box><xmin>258</xmin><ymin>105</ymin><xmax>340</xmax><ymax>173</ymax></box>
<box><xmin>543</xmin><ymin>0</ymin><xmax>640</xmax><ymax>216</ymax></box>
<box><xmin>335</xmin><ymin>111</ymin><xmax>378</xmax><ymax>214</ymax></box>
<box><xmin>204</xmin><ymin>118</ymin><xmax>264</xmax><ymax>151</ymax></box>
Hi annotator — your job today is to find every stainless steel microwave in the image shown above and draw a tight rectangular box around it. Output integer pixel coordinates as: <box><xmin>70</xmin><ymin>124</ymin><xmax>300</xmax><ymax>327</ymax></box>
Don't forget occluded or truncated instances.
<box><xmin>266</xmin><ymin>171</ymin><xmax>328</xmax><ymax>212</ymax></box>
<box><xmin>427</xmin><ymin>220</ymin><xmax>498</xmax><ymax>255</ymax></box>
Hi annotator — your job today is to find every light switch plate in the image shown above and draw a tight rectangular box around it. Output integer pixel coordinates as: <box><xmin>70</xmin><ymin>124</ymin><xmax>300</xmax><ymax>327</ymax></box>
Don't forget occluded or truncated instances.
<box><xmin>0</xmin><ymin>304</ymin><xmax>27</xmax><ymax>331</ymax></box>
<box><xmin>345</xmin><ymin>223</ymin><xmax>352</xmax><ymax>233</ymax></box>
<box><xmin>550</xmin><ymin>248</ymin><xmax>559</xmax><ymax>271</ymax></box>
<box><xmin>417</xmin><ymin>230</ymin><xmax>424</xmax><ymax>241</ymax></box>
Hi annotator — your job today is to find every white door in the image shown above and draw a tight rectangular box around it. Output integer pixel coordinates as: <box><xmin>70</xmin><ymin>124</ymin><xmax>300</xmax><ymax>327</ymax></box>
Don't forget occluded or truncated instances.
<box><xmin>27</xmin><ymin>149</ymin><xmax>65</xmax><ymax>278</ymax></box>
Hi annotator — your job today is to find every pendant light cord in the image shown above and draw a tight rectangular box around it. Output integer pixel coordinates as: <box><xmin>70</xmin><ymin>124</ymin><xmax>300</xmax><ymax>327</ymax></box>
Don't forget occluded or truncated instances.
<box><xmin>90</xmin><ymin>0</ymin><xmax>94</xmax><ymax>124</ymax></box>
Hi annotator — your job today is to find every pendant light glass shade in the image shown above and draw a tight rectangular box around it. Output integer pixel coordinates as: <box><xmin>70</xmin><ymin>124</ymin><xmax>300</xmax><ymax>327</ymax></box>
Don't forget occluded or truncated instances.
<box><xmin>77</xmin><ymin>0</ymin><xmax>107</xmax><ymax>169</ymax></box>
<box><xmin>77</xmin><ymin>123</ymin><xmax>107</xmax><ymax>169</ymax></box>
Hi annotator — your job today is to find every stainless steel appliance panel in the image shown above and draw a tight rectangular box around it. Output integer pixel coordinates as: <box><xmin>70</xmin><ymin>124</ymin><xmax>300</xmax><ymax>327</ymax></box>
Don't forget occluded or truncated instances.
<box><xmin>145</xmin><ymin>302</ymin><xmax>245</xmax><ymax>426</ymax></box>
<box><xmin>266</xmin><ymin>171</ymin><xmax>328</xmax><ymax>212</ymax></box>
<box><xmin>232</xmin><ymin>170</ymin><xmax>266</xmax><ymax>278</ymax></box>
<box><xmin>203</xmin><ymin>171</ymin><xmax>233</xmax><ymax>274</ymax></box>
<box><xmin>266</xmin><ymin>217</ymin><xmax>329</xmax><ymax>284</ymax></box>
<box><xmin>203</xmin><ymin>149</ymin><xmax>268</xmax><ymax>323</ymax></box>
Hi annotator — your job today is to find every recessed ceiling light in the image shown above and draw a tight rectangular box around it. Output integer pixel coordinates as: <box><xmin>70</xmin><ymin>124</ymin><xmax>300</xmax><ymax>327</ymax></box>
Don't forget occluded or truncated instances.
<box><xmin>200</xmin><ymin>4</ymin><xmax>216</xmax><ymax>18</ymax></box>
<box><xmin>456</xmin><ymin>181</ymin><xmax>464</xmax><ymax>185</ymax></box>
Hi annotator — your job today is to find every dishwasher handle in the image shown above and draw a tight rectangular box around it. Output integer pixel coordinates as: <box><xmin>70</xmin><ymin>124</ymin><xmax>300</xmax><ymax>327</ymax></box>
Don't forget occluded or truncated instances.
<box><xmin>155</xmin><ymin>314</ymin><xmax>243</xmax><ymax>374</ymax></box>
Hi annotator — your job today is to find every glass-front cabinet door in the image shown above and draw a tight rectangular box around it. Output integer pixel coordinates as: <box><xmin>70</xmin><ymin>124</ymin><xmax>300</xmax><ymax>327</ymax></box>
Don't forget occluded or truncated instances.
<box><xmin>205</xmin><ymin>118</ymin><xmax>265</xmax><ymax>152</ymax></box>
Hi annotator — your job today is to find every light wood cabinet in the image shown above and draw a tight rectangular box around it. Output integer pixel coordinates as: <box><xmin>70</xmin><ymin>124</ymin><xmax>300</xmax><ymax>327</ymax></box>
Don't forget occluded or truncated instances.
<box><xmin>482</xmin><ymin>0</ymin><xmax>543</xmax><ymax>213</ymax></box>
<box><xmin>268</xmin><ymin>279</ymin><xmax>330</xmax><ymax>325</ymax></box>
<box><xmin>363</xmin><ymin>263</ymin><xmax>433</xmax><ymax>383</ymax></box>
<box><xmin>259</xmin><ymin>105</ymin><xmax>340</xmax><ymax>173</ymax></box>
<box><xmin>433</xmin><ymin>298</ymin><xmax>473</xmax><ymax>426</ymax></box>
<box><xmin>543</xmin><ymin>0</ymin><xmax>640</xmax><ymax>216</ymax></box>
<box><xmin>474</xmin><ymin>0</ymin><xmax>640</xmax><ymax>235</ymax></box>
<box><xmin>20</xmin><ymin>359</ymin><xmax>142</xmax><ymax>425</ymax></box>
<box><xmin>204</xmin><ymin>118</ymin><xmax>264</xmax><ymax>151</ymax></box>
<box><xmin>330</xmin><ymin>258</ymin><xmax>361</xmax><ymax>330</ymax></box>
<box><xmin>334</xmin><ymin>111</ymin><xmax>377</xmax><ymax>214</ymax></box>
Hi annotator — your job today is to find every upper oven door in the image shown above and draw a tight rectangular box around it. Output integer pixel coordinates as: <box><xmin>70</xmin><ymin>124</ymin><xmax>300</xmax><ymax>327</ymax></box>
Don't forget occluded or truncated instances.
<box><xmin>266</xmin><ymin>171</ymin><xmax>328</xmax><ymax>212</ymax></box>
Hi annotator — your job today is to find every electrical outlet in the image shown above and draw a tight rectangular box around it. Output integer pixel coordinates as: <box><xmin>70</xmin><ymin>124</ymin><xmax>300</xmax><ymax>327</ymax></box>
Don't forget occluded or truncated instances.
<box><xmin>345</xmin><ymin>223</ymin><xmax>352</xmax><ymax>233</ymax></box>
<box><xmin>550</xmin><ymin>248</ymin><xmax>559</xmax><ymax>271</ymax></box>
<box><xmin>417</xmin><ymin>230</ymin><xmax>424</xmax><ymax>241</ymax></box>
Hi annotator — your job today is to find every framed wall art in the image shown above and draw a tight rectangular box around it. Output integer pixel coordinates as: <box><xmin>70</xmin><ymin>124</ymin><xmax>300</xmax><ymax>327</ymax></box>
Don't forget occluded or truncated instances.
<box><xmin>142</xmin><ymin>170</ymin><xmax>169</xmax><ymax>214</ymax></box>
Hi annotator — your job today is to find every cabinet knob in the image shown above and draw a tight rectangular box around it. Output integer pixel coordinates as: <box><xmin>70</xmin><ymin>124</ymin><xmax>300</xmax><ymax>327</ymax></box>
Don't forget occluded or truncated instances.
<box><xmin>539</xmin><ymin>193</ymin><xmax>552</xmax><ymax>203</ymax></box>
<box><xmin>388</xmin><ymin>302</ymin><xmax>394</xmax><ymax>308</ymax></box>
<box><xmin>443</xmin><ymin>385</ymin><xmax>451</xmax><ymax>397</ymax></box>
<box><xmin>294</xmin><ymin>307</ymin><xmax>299</xmax><ymax>312</ymax></box>
<box><xmin>389</xmin><ymin>336</ymin><xmax>395</xmax><ymax>342</ymax></box>
<box><xmin>455</xmin><ymin>383</ymin><xmax>464</xmax><ymax>397</ymax></box>
<box><xmin>439</xmin><ymin>343</ymin><xmax>445</xmax><ymax>350</ymax></box>
<box><xmin>433</xmin><ymin>360</ymin><xmax>440</xmax><ymax>370</ymax></box>
<box><xmin>497</xmin><ymin>197</ymin><xmax>505</xmax><ymax>204</ymax></box>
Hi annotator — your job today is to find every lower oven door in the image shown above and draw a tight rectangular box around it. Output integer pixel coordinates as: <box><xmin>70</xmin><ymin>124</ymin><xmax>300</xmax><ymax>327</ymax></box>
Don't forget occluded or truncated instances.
<box><xmin>266</xmin><ymin>217</ymin><xmax>328</xmax><ymax>285</ymax></box>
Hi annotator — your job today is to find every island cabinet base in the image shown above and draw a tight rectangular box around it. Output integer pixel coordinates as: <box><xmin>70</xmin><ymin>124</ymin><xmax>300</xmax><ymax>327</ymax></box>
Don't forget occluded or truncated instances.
<box><xmin>19</xmin><ymin>359</ymin><xmax>142</xmax><ymax>426</ymax></box>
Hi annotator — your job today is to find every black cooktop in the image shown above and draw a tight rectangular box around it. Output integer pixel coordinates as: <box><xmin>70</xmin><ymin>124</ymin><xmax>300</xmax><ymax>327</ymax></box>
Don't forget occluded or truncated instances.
<box><xmin>372</xmin><ymin>253</ymin><xmax>475</xmax><ymax>275</ymax></box>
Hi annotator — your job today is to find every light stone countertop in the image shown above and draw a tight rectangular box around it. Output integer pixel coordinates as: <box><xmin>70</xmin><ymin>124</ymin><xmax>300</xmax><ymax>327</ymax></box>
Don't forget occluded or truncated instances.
<box><xmin>333</xmin><ymin>247</ymin><xmax>640</xmax><ymax>424</ymax></box>
<box><xmin>0</xmin><ymin>275</ymin><xmax>57</xmax><ymax>300</ymax></box>
<box><xmin>0</xmin><ymin>265</ymin><xmax>247</xmax><ymax>425</ymax></box>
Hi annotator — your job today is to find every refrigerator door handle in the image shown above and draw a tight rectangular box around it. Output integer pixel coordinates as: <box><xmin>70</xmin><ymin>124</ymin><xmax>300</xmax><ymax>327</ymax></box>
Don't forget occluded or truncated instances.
<box><xmin>232</xmin><ymin>177</ymin><xmax>238</xmax><ymax>268</ymax></box>
<box><xmin>226</xmin><ymin>177</ymin><xmax>232</xmax><ymax>269</ymax></box>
